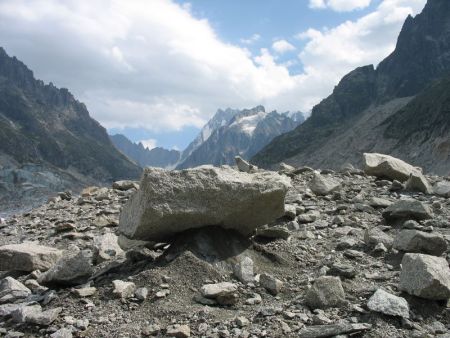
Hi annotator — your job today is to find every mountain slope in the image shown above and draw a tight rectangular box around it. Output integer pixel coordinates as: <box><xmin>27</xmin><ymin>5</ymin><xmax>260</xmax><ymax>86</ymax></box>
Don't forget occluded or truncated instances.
<box><xmin>110</xmin><ymin>134</ymin><xmax>180</xmax><ymax>169</ymax></box>
<box><xmin>252</xmin><ymin>0</ymin><xmax>450</xmax><ymax>174</ymax></box>
<box><xmin>177</xmin><ymin>106</ymin><xmax>304</xmax><ymax>169</ymax></box>
<box><xmin>0</xmin><ymin>47</ymin><xmax>141</xmax><ymax>210</ymax></box>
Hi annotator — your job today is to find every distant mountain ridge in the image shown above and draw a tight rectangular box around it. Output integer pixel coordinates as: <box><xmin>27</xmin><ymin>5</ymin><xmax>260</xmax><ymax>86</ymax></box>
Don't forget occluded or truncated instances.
<box><xmin>252</xmin><ymin>0</ymin><xmax>450</xmax><ymax>175</ymax></box>
<box><xmin>177</xmin><ymin>106</ymin><xmax>304</xmax><ymax>169</ymax></box>
<box><xmin>0</xmin><ymin>47</ymin><xmax>141</xmax><ymax>211</ymax></box>
<box><xmin>110</xmin><ymin>134</ymin><xmax>180</xmax><ymax>169</ymax></box>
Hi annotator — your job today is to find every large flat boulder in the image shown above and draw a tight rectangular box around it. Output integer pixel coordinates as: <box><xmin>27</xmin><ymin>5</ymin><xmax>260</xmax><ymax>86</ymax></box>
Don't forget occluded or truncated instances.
<box><xmin>119</xmin><ymin>166</ymin><xmax>291</xmax><ymax>241</ymax></box>
<box><xmin>363</xmin><ymin>153</ymin><xmax>421</xmax><ymax>182</ymax></box>
<box><xmin>0</xmin><ymin>243</ymin><xmax>63</xmax><ymax>272</ymax></box>
<box><xmin>382</xmin><ymin>200</ymin><xmax>433</xmax><ymax>221</ymax></box>
<box><xmin>393</xmin><ymin>230</ymin><xmax>447</xmax><ymax>256</ymax></box>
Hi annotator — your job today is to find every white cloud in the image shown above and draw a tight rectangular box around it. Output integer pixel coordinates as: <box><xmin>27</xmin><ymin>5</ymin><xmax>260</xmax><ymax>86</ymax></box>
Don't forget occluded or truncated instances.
<box><xmin>309</xmin><ymin>0</ymin><xmax>372</xmax><ymax>12</ymax></box>
<box><xmin>140</xmin><ymin>139</ymin><xmax>157</xmax><ymax>150</ymax></box>
<box><xmin>272</xmin><ymin>40</ymin><xmax>296</xmax><ymax>54</ymax></box>
<box><xmin>0</xmin><ymin>0</ymin><xmax>426</xmax><ymax>134</ymax></box>
<box><xmin>240</xmin><ymin>33</ymin><xmax>261</xmax><ymax>45</ymax></box>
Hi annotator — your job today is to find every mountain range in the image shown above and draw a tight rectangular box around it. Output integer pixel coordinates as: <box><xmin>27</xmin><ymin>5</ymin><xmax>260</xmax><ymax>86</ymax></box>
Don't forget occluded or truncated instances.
<box><xmin>176</xmin><ymin>106</ymin><xmax>304</xmax><ymax>169</ymax></box>
<box><xmin>0</xmin><ymin>47</ymin><xmax>141</xmax><ymax>211</ymax></box>
<box><xmin>252</xmin><ymin>0</ymin><xmax>450</xmax><ymax>175</ymax></box>
<box><xmin>110</xmin><ymin>134</ymin><xmax>180</xmax><ymax>169</ymax></box>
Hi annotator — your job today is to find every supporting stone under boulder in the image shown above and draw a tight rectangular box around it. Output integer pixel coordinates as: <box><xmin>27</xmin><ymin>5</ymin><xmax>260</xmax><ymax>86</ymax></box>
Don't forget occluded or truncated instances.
<box><xmin>119</xmin><ymin>166</ymin><xmax>291</xmax><ymax>241</ymax></box>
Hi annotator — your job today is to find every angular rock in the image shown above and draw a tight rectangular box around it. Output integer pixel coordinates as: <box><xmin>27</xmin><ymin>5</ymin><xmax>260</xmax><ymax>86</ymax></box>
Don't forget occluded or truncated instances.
<box><xmin>50</xmin><ymin>328</ymin><xmax>73</xmax><ymax>338</ymax></box>
<box><xmin>309</xmin><ymin>173</ymin><xmax>341</xmax><ymax>196</ymax></box>
<box><xmin>135</xmin><ymin>287</ymin><xmax>149</xmax><ymax>301</ymax></box>
<box><xmin>233</xmin><ymin>257</ymin><xmax>254</xmax><ymax>283</ymax></box>
<box><xmin>284</xmin><ymin>204</ymin><xmax>297</xmax><ymax>220</ymax></box>
<box><xmin>255</xmin><ymin>226</ymin><xmax>291</xmax><ymax>240</ymax></box>
<box><xmin>259</xmin><ymin>273</ymin><xmax>283</xmax><ymax>295</ymax></box>
<box><xmin>305</xmin><ymin>276</ymin><xmax>346</xmax><ymax>309</ymax></box>
<box><xmin>166</xmin><ymin>324</ymin><xmax>190</xmax><ymax>338</ymax></box>
<box><xmin>112</xmin><ymin>180</ymin><xmax>138</xmax><ymax>191</ymax></box>
<box><xmin>93</xmin><ymin>232</ymin><xmax>125</xmax><ymax>263</ymax></box>
<box><xmin>382</xmin><ymin>200</ymin><xmax>433</xmax><ymax>221</ymax></box>
<box><xmin>73</xmin><ymin>287</ymin><xmax>97</xmax><ymax>297</ymax></box>
<box><xmin>235</xmin><ymin>156</ymin><xmax>252</xmax><ymax>173</ymax></box>
<box><xmin>119</xmin><ymin>166</ymin><xmax>290</xmax><ymax>241</ymax></box>
<box><xmin>39</xmin><ymin>251</ymin><xmax>93</xmax><ymax>286</ymax></box>
<box><xmin>0</xmin><ymin>243</ymin><xmax>63</xmax><ymax>272</ymax></box>
<box><xmin>0</xmin><ymin>303</ymin><xmax>22</xmax><ymax>317</ymax></box>
<box><xmin>367</xmin><ymin>289</ymin><xmax>409</xmax><ymax>318</ymax></box>
<box><xmin>0</xmin><ymin>277</ymin><xmax>31</xmax><ymax>304</ymax></box>
<box><xmin>405</xmin><ymin>173</ymin><xmax>433</xmax><ymax>194</ymax></box>
<box><xmin>393</xmin><ymin>230</ymin><xmax>447</xmax><ymax>256</ymax></box>
<box><xmin>112</xmin><ymin>280</ymin><xmax>136</xmax><ymax>299</ymax></box>
<box><xmin>363</xmin><ymin>153</ymin><xmax>421</xmax><ymax>182</ymax></box>
<box><xmin>434</xmin><ymin>181</ymin><xmax>450</xmax><ymax>197</ymax></box>
<box><xmin>399</xmin><ymin>253</ymin><xmax>450</xmax><ymax>300</ymax></box>
<box><xmin>364</xmin><ymin>227</ymin><xmax>394</xmax><ymax>249</ymax></box>
<box><xmin>200</xmin><ymin>282</ymin><xmax>237</xmax><ymax>305</ymax></box>
<box><xmin>298</xmin><ymin>323</ymin><xmax>372</xmax><ymax>338</ymax></box>
<box><xmin>12</xmin><ymin>304</ymin><xmax>61</xmax><ymax>326</ymax></box>
<box><xmin>368</xmin><ymin>197</ymin><xmax>393</xmax><ymax>208</ymax></box>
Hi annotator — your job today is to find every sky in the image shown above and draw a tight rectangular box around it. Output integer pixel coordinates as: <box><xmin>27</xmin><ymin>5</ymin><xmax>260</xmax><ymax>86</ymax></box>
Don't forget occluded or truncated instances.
<box><xmin>0</xmin><ymin>0</ymin><xmax>426</xmax><ymax>150</ymax></box>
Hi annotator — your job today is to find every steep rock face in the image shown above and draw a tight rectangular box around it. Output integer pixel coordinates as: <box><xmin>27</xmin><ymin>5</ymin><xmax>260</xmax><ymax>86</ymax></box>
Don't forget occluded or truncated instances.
<box><xmin>177</xmin><ymin>106</ymin><xmax>304</xmax><ymax>169</ymax></box>
<box><xmin>0</xmin><ymin>47</ymin><xmax>141</xmax><ymax>211</ymax></box>
<box><xmin>252</xmin><ymin>0</ymin><xmax>450</xmax><ymax>174</ymax></box>
<box><xmin>110</xmin><ymin>134</ymin><xmax>180</xmax><ymax>169</ymax></box>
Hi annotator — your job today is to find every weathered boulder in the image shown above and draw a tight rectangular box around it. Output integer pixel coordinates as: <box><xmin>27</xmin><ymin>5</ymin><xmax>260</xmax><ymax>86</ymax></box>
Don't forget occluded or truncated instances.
<box><xmin>200</xmin><ymin>282</ymin><xmax>238</xmax><ymax>305</ymax></box>
<box><xmin>405</xmin><ymin>173</ymin><xmax>433</xmax><ymax>194</ymax></box>
<box><xmin>0</xmin><ymin>277</ymin><xmax>31</xmax><ymax>304</ymax></box>
<box><xmin>399</xmin><ymin>253</ymin><xmax>450</xmax><ymax>300</ymax></box>
<box><xmin>112</xmin><ymin>180</ymin><xmax>138</xmax><ymax>191</ymax></box>
<box><xmin>0</xmin><ymin>243</ymin><xmax>63</xmax><ymax>272</ymax></box>
<box><xmin>39</xmin><ymin>251</ymin><xmax>93</xmax><ymax>286</ymax></box>
<box><xmin>363</xmin><ymin>153</ymin><xmax>421</xmax><ymax>182</ymax></box>
<box><xmin>12</xmin><ymin>304</ymin><xmax>61</xmax><ymax>326</ymax></box>
<box><xmin>393</xmin><ymin>230</ymin><xmax>447</xmax><ymax>256</ymax></box>
<box><xmin>112</xmin><ymin>280</ymin><xmax>136</xmax><ymax>299</ymax></box>
<box><xmin>434</xmin><ymin>181</ymin><xmax>450</xmax><ymax>197</ymax></box>
<box><xmin>235</xmin><ymin>156</ymin><xmax>254</xmax><ymax>173</ymax></box>
<box><xmin>119</xmin><ymin>166</ymin><xmax>291</xmax><ymax>241</ymax></box>
<box><xmin>309</xmin><ymin>173</ymin><xmax>341</xmax><ymax>196</ymax></box>
<box><xmin>305</xmin><ymin>276</ymin><xmax>346</xmax><ymax>309</ymax></box>
<box><xmin>367</xmin><ymin>289</ymin><xmax>409</xmax><ymax>318</ymax></box>
<box><xmin>382</xmin><ymin>200</ymin><xmax>433</xmax><ymax>221</ymax></box>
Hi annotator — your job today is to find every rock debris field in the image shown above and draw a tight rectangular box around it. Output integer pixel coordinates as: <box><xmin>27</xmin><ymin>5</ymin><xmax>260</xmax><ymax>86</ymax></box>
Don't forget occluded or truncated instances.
<box><xmin>0</xmin><ymin>153</ymin><xmax>450</xmax><ymax>338</ymax></box>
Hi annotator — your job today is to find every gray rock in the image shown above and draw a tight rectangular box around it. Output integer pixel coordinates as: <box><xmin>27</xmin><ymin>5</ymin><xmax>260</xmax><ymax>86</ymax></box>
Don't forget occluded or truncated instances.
<box><xmin>200</xmin><ymin>282</ymin><xmax>238</xmax><ymax>305</ymax></box>
<box><xmin>328</xmin><ymin>263</ymin><xmax>357</xmax><ymax>279</ymax></box>
<box><xmin>405</xmin><ymin>173</ymin><xmax>433</xmax><ymax>194</ymax></box>
<box><xmin>284</xmin><ymin>204</ymin><xmax>297</xmax><ymax>220</ymax></box>
<box><xmin>166</xmin><ymin>324</ymin><xmax>190</xmax><ymax>338</ymax></box>
<box><xmin>112</xmin><ymin>180</ymin><xmax>138</xmax><ymax>191</ymax></box>
<box><xmin>0</xmin><ymin>277</ymin><xmax>31</xmax><ymax>304</ymax></box>
<box><xmin>259</xmin><ymin>273</ymin><xmax>283</xmax><ymax>295</ymax></box>
<box><xmin>93</xmin><ymin>232</ymin><xmax>125</xmax><ymax>263</ymax></box>
<box><xmin>393</xmin><ymin>230</ymin><xmax>447</xmax><ymax>256</ymax></box>
<box><xmin>12</xmin><ymin>304</ymin><xmax>61</xmax><ymax>326</ymax></box>
<box><xmin>364</xmin><ymin>227</ymin><xmax>394</xmax><ymax>249</ymax></box>
<box><xmin>367</xmin><ymin>289</ymin><xmax>410</xmax><ymax>318</ymax></box>
<box><xmin>399</xmin><ymin>253</ymin><xmax>450</xmax><ymax>300</ymax></box>
<box><xmin>297</xmin><ymin>323</ymin><xmax>372</xmax><ymax>338</ymax></box>
<box><xmin>434</xmin><ymin>181</ymin><xmax>450</xmax><ymax>197</ymax></box>
<box><xmin>50</xmin><ymin>328</ymin><xmax>73</xmax><ymax>338</ymax></box>
<box><xmin>363</xmin><ymin>153</ymin><xmax>421</xmax><ymax>182</ymax></box>
<box><xmin>305</xmin><ymin>276</ymin><xmax>346</xmax><ymax>309</ymax></box>
<box><xmin>73</xmin><ymin>287</ymin><xmax>96</xmax><ymax>297</ymax></box>
<box><xmin>119</xmin><ymin>166</ymin><xmax>290</xmax><ymax>241</ymax></box>
<box><xmin>255</xmin><ymin>226</ymin><xmax>291</xmax><ymax>240</ymax></box>
<box><xmin>382</xmin><ymin>200</ymin><xmax>433</xmax><ymax>221</ymax></box>
<box><xmin>233</xmin><ymin>257</ymin><xmax>254</xmax><ymax>283</ymax></box>
<box><xmin>135</xmin><ymin>287</ymin><xmax>148</xmax><ymax>301</ymax></box>
<box><xmin>309</xmin><ymin>173</ymin><xmax>341</xmax><ymax>196</ymax></box>
<box><xmin>0</xmin><ymin>303</ymin><xmax>22</xmax><ymax>317</ymax></box>
<box><xmin>0</xmin><ymin>243</ymin><xmax>63</xmax><ymax>272</ymax></box>
<box><xmin>112</xmin><ymin>280</ymin><xmax>136</xmax><ymax>299</ymax></box>
<box><xmin>368</xmin><ymin>197</ymin><xmax>393</xmax><ymax>208</ymax></box>
<box><xmin>235</xmin><ymin>156</ymin><xmax>252</xmax><ymax>173</ymax></box>
<box><xmin>39</xmin><ymin>251</ymin><xmax>93</xmax><ymax>286</ymax></box>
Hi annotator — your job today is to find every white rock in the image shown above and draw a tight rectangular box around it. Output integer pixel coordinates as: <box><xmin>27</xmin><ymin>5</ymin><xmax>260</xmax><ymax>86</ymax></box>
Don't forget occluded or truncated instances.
<box><xmin>367</xmin><ymin>289</ymin><xmax>409</xmax><ymax>318</ymax></box>
<box><xmin>233</xmin><ymin>257</ymin><xmax>254</xmax><ymax>283</ymax></box>
<box><xmin>112</xmin><ymin>280</ymin><xmax>136</xmax><ymax>299</ymax></box>
<box><xmin>93</xmin><ymin>232</ymin><xmax>125</xmax><ymax>263</ymax></box>
<box><xmin>363</xmin><ymin>153</ymin><xmax>421</xmax><ymax>182</ymax></box>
